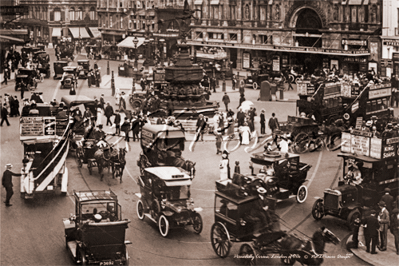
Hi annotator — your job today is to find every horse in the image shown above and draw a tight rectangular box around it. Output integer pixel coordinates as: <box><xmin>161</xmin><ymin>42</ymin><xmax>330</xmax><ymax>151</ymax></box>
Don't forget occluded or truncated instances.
<box><xmin>93</xmin><ymin>145</ymin><xmax>118</xmax><ymax>181</ymax></box>
<box><xmin>111</xmin><ymin>147</ymin><xmax>127</xmax><ymax>183</ymax></box>
<box><xmin>279</xmin><ymin>227</ymin><xmax>340</xmax><ymax>266</ymax></box>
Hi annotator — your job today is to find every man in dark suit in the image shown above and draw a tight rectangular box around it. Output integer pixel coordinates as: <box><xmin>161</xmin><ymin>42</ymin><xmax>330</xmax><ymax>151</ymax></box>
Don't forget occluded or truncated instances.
<box><xmin>378</xmin><ymin>201</ymin><xmax>390</xmax><ymax>251</ymax></box>
<box><xmin>131</xmin><ymin>116</ymin><xmax>140</xmax><ymax>142</ymax></box>
<box><xmin>2</xmin><ymin>164</ymin><xmax>22</xmax><ymax>206</ymax></box>
<box><xmin>381</xmin><ymin>188</ymin><xmax>394</xmax><ymax>214</ymax></box>
<box><xmin>113</xmin><ymin>110</ymin><xmax>121</xmax><ymax>136</ymax></box>
<box><xmin>363</xmin><ymin>209</ymin><xmax>380</xmax><ymax>254</ymax></box>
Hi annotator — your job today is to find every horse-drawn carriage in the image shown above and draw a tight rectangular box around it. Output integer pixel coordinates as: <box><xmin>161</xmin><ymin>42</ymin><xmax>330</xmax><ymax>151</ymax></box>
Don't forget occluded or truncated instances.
<box><xmin>137</xmin><ymin>124</ymin><xmax>196</xmax><ymax>176</ymax></box>
<box><xmin>211</xmin><ymin>188</ymin><xmax>340</xmax><ymax>265</ymax></box>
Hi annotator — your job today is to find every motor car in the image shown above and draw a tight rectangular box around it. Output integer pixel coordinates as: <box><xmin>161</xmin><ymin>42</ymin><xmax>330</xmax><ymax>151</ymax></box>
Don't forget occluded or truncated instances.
<box><xmin>136</xmin><ymin>166</ymin><xmax>203</xmax><ymax>237</ymax></box>
<box><xmin>54</xmin><ymin>61</ymin><xmax>69</xmax><ymax>79</ymax></box>
<box><xmin>77</xmin><ymin>59</ymin><xmax>90</xmax><ymax>79</ymax></box>
<box><xmin>243</xmin><ymin>68</ymin><xmax>269</xmax><ymax>90</ymax></box>
<box><xmin>61</xmin><ymin>66</ymin><xmax>77</xmax><ymax>90</ymax></box>
<box><xmin>63</xmin><ymin>190</ymin><xmax>131</xmax><ymax>265</ymax></box>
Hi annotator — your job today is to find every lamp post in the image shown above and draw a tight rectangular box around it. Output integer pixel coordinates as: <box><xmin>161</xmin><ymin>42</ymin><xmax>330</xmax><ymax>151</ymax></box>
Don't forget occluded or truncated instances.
<box><xmin>133</xmin><ymin>36</ymin><xmax>139</xmax><ymax>69</ymax></box>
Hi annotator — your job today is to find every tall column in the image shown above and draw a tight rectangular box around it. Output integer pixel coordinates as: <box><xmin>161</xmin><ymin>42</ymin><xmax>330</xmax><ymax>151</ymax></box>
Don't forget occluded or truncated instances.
<box><xmin>237</xmin><ymin>0</ymin><xmax>242</xmax><ymax>23</ymax></box>
<box><xmin>237</xmin><ymin>48</ymin><xmax>242</xmax><ymax>70</ymax></box>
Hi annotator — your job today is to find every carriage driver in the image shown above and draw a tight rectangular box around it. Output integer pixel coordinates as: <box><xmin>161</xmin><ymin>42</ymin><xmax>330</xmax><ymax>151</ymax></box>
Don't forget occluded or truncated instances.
<box><xmin>345</xmin><ymin>162</ymin><xmax>363</xmax><ymax>186</ymax></box>
<box><xmin>249</xmin><ymin>187</ymin><xmax>273</xmax><ymax>237</ymax></box>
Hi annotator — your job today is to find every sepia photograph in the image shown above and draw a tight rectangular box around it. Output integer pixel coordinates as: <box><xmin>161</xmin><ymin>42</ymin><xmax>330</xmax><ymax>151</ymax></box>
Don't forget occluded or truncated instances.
<box><xmin>1</xmin><ymin>0</ymin><xmax>399</xmax><ymax>265</ymax></box>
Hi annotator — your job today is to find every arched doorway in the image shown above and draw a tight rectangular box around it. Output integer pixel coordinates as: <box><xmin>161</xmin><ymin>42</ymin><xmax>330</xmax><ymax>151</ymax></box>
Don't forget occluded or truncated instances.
<box><xmin>294</xmin><ymin>8</ymin><xmax>323</xmax><ymax>74</ymax></box>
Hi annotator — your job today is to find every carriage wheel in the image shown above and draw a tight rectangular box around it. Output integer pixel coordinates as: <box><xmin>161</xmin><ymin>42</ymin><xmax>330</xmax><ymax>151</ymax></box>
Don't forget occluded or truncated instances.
<box><xmin>158</xmin><ymin>215</ymin><xmax>170</xmax><ymax>238</ymax></box>
<box><xmin>150</xmin><ymin>199</ymin><xmax>161</xmax><ymax>222</ymax></box>
<box><xmin>281</xmin><ymin>256</ymin><xmax>295</xmax><ymax>265</ymax></box>
<box><xmin>293</xmin><ymin>132</ymin><xmax>310</xmax><ymax>154</ymax></box>
<box><xmin>296</xmin><ymin>185</ymin><xmax>308</xmax><ymax>203</ymax></box>
<box><xmin>252</xmin><ymin>82</ymin><xmax>258</xmax><ymax>90</ymax></box>
<box><xmin>87</xmin><ymin>162</ymin><xmax>93</xmax><ymax>175</ymax></box>
<box><xmin>311</xmin><ymin>199</ymin><xmax>324</xmax><ymax>220</ymax></box>
<box><xmin>136</xmin><ymin>200</ymin><xmax>145</xmax><ymax>221</ymax></box>
<box><xmin>347</xmin><ymin>209</ymin><xmax>361</xmax><ymax>231</ymax></box>
<box><xmin>307</xmin><ymin>137</ymin><xmax>324</xmax><ymax>152</ymax></box>
<box><xmin>239</xmin><ymin>244</ymin><xmax>258</xmax><ymax>265</ymax></box>
<box><xmin>192</xmin><ymin>213</ymin><xmax>203</xmax><ymax>234</ymax></box>
<box><xmin>210</xmin><ymin>222</ymin><xmax>231</xmax><ymax>258</ymax></box>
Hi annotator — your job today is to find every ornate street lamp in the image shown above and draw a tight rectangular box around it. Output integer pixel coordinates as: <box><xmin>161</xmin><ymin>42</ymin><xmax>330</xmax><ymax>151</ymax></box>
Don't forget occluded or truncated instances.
<box><xmin>133</xmin><ymin>36</ymin><xmax>139</xmax><ymax>69</ymax></box>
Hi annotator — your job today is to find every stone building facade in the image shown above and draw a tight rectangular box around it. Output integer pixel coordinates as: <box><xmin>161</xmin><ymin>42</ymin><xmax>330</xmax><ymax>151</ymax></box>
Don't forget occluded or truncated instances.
<box><xmin>16</xmin><ymin>0</ymin><xmax>98</xmax><ymax>45</ymax></box>
<box><xmin>381</xmin><ymin>0</ymin><xmax>399</xmax><ymax>77</ymax></box>
<box><xmin>188</xmin><ymin>0</ymin><xmax>382</xmax><ymax>75</ymax></box>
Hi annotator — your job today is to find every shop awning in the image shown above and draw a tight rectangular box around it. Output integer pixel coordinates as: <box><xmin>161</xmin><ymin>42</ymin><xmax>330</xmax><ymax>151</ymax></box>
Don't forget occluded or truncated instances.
<box><xmin>69</xmin><ymin>27</ymin><xmax>90</xmax><ymax>39</ymax></box>
<box><xmin>362</xmin><ymin>0</ymin><xmax>369</xmax><ymax>4</ymax></box>
<box><xmin>88</xmin><ymin>27</ymin><xmax>101</xmax><ymax>39</ymax></box>
<box><xmin>52</xmin><ymin>28</ymin><xmax>62</xmax><ymax>37</ymax></box>
<box><xmin>0</xmin><ymin>35</ymin><xmax>25</xmax><ymax>44</ymax></box>
<box><xmin>194</xmin><ymin>0</ymin><xmax>203</xmax><ymax>5</ymax></box>
<box><xmin>348</xmin><ymin>0</ymin><xmax>362</xmax><ymax>5</ymax></box>
<box><xmin>117</xmin><ymin>36</ymin><xmax>145</xmax><ymax>48</ymax></box>
<box><xmin>210</xmin><ymin>0</ymin><xmax>220</xmax><ymax>5</ymax></box>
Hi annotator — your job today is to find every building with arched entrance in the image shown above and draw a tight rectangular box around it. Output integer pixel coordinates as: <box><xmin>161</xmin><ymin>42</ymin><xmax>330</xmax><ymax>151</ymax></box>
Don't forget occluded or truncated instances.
<box><xmin>188</xmin><ymin>0</ymin><xmax>382</xmax><ymax>76</ymax></box>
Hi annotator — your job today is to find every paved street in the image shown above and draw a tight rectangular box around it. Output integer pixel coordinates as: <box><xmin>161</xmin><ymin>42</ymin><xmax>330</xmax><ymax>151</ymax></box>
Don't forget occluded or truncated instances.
<box><xmin>0</xmin><ymin>48</ymin><xmax>374</xmax><ymax>266</ymax></box>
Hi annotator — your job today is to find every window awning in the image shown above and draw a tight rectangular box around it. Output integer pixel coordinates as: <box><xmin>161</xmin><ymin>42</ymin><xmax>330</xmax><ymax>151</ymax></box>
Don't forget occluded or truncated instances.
<box><xmin>69</xmin><ymin>27</ymin><xmax>90</xmax><ymax>39</ymax></box>
<box><xmin>116</xmin><ymin>37</ymin><xmax>146</xmax><ymax>48</ymax></box>
<box><xmin>210</xmin><ymin>0</ymin><xmax>220</xmax><ymax>5</ymax></box>
<box><xmin>348</xmin><ymin>0</ymin><xmax>362</xmax><ymax>5</ymax></box>
<box><xmin>52</xmin><ymin>27</ymin><xmax>62</xmax><ymax>37</ymax></box>
<box><xmin>194</xmin><ymin>0</ymin><xmax>203</xmax><ymax>5</ymax></box>
<box><xmin>88</xmin><ymin>27</ymin><xmax>101</xmax><ymax>39</ymax></box>
<box><xmin>362</xmin><ymin>0</ymin><xmax>369</xmax><ymax>4</ymax></box>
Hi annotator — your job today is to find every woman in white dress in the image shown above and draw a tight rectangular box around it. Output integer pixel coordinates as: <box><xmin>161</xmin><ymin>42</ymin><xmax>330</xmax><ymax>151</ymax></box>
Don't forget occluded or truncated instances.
<box><xmin>219</xmin><ymin>150</ymin><xmax>230</xmax><ymax>181</ymax></box>
<box><xmin>240</xmin><ymin>122</ymin><xmax>251</xmax><ymax>145</ymax></box>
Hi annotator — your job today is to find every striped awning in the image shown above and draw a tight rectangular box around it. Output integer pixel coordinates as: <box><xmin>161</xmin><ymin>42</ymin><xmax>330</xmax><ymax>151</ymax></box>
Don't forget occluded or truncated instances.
<box><xmin>69</xmin><ymin>27</ymin><xmax>90</xmax><ymax>39</ymax></box>
<box><xmin>348</xmin><ymin>0</ymin><xmax>362</xmax><ymax>5</ymax></box>
<box><xmin>88</xmin><ymin>27</ymin><xmax>101</xmax><ymax>39</ymax></box>
<box><xmin>194</xmin><ymin>0</ymin><xmax>203</xmax><ymax>5</ymax></box>
<box><xmin>210</xmin><ymin>0</ymin><xmax>220</xmax><ymax>5</ymax></box>
<box><xmin>52</xmin><ymin>28</ymin><xmax>62</xmax><ymax>37</ymax></box>
<box><xmin>117</xmin><ymin>37</ymin><xmax>145</xmax><ymax>48</ymax></box>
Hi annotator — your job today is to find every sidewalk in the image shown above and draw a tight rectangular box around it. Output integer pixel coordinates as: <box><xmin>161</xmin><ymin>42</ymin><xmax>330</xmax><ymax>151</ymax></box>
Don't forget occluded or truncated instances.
<box><xmin>347</xmin><ymin>228</ymin><xmax>398</xmax><ymax>266</ymax></box>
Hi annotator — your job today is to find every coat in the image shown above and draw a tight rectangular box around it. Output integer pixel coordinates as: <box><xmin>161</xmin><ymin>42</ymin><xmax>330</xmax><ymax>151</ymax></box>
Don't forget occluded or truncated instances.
<box><xmin>114</xmin><ymin>113</ymin><xmax>121</xmax><ymax>125</ymax></box>
<box><xmin>363</xmin><ymin>215</ymin><xmax>379</xmax><ymax>237</ymax></box>
<box><xmin>2</xmin><ymin>169</ymin><xmax>21</xmax><ymax>188</ymax></box>
<box><xmin>222</xmin><ymin>94</ymin><xmax>230</xmax><ymax>104</ymax></box>
<box><xmin>381</xmin><ymin>193</ymin><xmax>394</xmax><ymax>213</ymax></box>
<box><xmin>104</xmin><ymin>105</ymin><xmax>114</xmax><ymax>118</ymax></box>
<box><xmin>260</xmin><ymin>113</ymin><xmax>265</xmax><ymax>124</ymax></box>
<box><xmin>390</xmin><ymin>208</ymin><xmax>399</xmax><ymax>234</ymax></box>
<box><xmin>379</xmin><ymin>208</ymin><xmax>390</xmax><ymax>232</ymax></box>
<box><xmin>1</xmin><ymin>107</ymin><xmax>8</xmax><ymax>119</ymax></box>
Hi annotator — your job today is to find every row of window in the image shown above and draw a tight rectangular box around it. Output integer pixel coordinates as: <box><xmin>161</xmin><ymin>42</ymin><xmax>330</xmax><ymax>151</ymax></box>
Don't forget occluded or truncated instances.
<box><xmin>26</xmin><ymin>7</ymin><xmax>96</xmax><ymax>22</ymax></box>
<box><xmin>99</xmin><ymin>14</ymin><xmax>155</xmax><ymax>31</ymax></box>
<box><xmin>195</xmin><ymin>31</ymin><xmax>272</xmax><ymax>44</ymax></box>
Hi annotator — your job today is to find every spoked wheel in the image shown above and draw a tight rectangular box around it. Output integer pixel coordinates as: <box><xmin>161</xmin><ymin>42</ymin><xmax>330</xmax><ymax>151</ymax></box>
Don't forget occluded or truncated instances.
<box><xmin>327</xmin><ymin>133</ymin><xmax>343</xmax><ymax>151</ymax></box>
<box><xmin>239</xmin><ymin>244</ymin><xmax>258</xmax><ymax>265</ymax></box>
<box><xmin>136</xmin><ymin>200</ymin><xmax>145</xmax><ymax>220</ymax></box>
<box><xmin>192</xmin><ymin>213</ymin><xmax>203</xmax><ymax>234</ymax></box>
<box><xmin>312</xmin><ymin>199</ymin><xmax>325</xmax><ymax>220</ymax></box>
<box><xmin>158</xmin><ymin>215</ymin><xmax>170</xmax><ymax>237</ymax></box>
<box><xmin>211</xmin><ymin>222</ymin><xmax>231</xmax><ymax>258</ymax></box>
<box><xmin>296</xmin><ymin>185</ymin><xmax>308</xmax><ymax>203</ymax></box>
<box><xmin>293</xmin><ymin>132</ymin><xmax>310</xmax><ymax>154</ymax></box>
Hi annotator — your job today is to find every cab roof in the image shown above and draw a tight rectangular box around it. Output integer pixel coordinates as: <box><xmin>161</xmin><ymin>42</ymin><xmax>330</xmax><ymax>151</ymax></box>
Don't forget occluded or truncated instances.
<box><xmin>251</xmin><ymin>152</ymin><xmax>299</xmax><ymax>164</ymax></box>
<box><xmin>142</xmin><ymin>124</ymin><xmax>185</xmax><ymax>139</ymax></box>
<box><xmin>337</xmin><ymin>152</ymin><xmax>381</xmax><ymax>163</ymax></box>
<box><xmin>61</xmin><ymin>95</ymin><xmax>95</xmax><ymax>107</ymax></box>
<box><xmin>145</xmin><ymin>166</ymin><xmax>192</xmax><ymax>186</ymax></box>
<box><xmin>74</xmin><ymin>190</ymin><xmax>117</xmax><ymax>202</ymax></box>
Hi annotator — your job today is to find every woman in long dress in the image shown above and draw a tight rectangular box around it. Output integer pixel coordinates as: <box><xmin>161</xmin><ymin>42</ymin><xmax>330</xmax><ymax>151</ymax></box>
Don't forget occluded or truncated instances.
<box><xmin>240</xmin><ymin>122</ymin><xmax>251</xmax><ymax>145</ymax></box>
<box><xmin>219</xmin><ymin>151</ymin><xmax>230</xmax><ymax>181</ymax></box>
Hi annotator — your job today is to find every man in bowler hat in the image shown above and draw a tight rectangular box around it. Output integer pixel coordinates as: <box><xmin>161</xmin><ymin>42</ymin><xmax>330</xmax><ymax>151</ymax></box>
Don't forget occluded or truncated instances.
<box><xmin>378</xmin><ymin>200</ymin><xmax>390</xmax><ymax>251</ymax></box>
<box><xmin>362</xmin><ymin>209</ymin><xmax>380</xmax><ymax>254</ymax></box>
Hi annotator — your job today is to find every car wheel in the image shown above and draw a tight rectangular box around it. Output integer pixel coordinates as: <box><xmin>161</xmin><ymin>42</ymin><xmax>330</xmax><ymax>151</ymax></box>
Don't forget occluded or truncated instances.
<box><xmin>296</xmin><ymin>185</ymin><xmax>308</xmax><ymax>203</ymax></box>
<box><xmin>312</xmin><ymin>199</ymin><xmax>324</xmax><ymax>220</ymax></box>
<box><xmin>136</xmin><ymin>200</ymin><xmax>145</xmax><ymax>220</ymax></box>
<box><xmin>158</xmin><ymin>215</ymin><xmax>169</xmax><ymax>238</ymax></box>
<box><xmin>252</xmin><ymin>82</ymin><xmax>258</xmax><ymax>90</ymax></box>
<box><xmin>239</xmin><ymin>244</ymin><xmax>258</xmax><ymax>266</ymax></box>
<box><xmin>192</xmin><ymin>213</ymin><xmax>203</xmax><ymax>234</ymax></box>
<box><xmin>210</xmin><ymin>222</ymin><xmax>231</xmax><ymax>258</ymax></box>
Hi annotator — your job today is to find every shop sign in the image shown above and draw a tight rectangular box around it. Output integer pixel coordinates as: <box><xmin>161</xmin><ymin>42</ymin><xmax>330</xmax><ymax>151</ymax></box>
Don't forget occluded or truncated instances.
<box><xmin>297</xmin><ymin>81</ymin><xmax>310</xmax><ymax>95</ymax></box>
<box><xmin>341</xmin><ymin>132</ymin><xmax>352</xmax><ymax>153</ymax></box>
<box><xmin>272</xmin><ymin>56</ymin><xmax>280</xmax><ymax>72</ymax></box>
<box><xmin>342</xmin><ymin>39</ymin><xmax>367</xmax><ymax>46</ymax></box>
<box><xmin>351</xmin><ymin>134</ymin><xmax>370</xmax><ymax>156</ymax></box>
<box><xmin>383</xmin><ymin>40</ymin><xmax>399</xmax><ymax>46</ymax></box>
<box><xmin>351</xmin><ymin>101</ymin><xmax>359</xmax><ymax>112</ymax></box>
<box><xmin>370</xmin><ymin>137</ymin><xmax>382</xmax><ymax>159</ymax></box>
<box><xmin>341</xmin><ymin>83</ymin><xmax>352</xmax><ymax>97</ymax></box>
<box><xmin>368</xmin><ymin>88</ymin><xmax>391</xmax><ymax>99</ymax></box>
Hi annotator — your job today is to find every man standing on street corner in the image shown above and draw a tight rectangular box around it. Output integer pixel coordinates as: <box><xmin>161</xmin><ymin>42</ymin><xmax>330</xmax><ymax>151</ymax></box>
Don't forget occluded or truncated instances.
<box><xmin>378</xmin><ymin>200</ymin><xmax>390</xmax><ymax>251</ymax></box>
<box><xmin>362</xmin><ymin>209</ymin><xmax>380</xmax><ymax>254</ymax></box>
<box><xmin>222</xmin><ymin>92</ymin><xmax>230</xmax><ymax>112</ymax></box>
<box><xmin>2</xmin><ymin>164</ymin><xmax>22</xmax><ymax>207</ymax></box>
<box><xmin>390</xmin><ymin>206</ymin><xmax>399</xmax><ymax>255</ymax></box>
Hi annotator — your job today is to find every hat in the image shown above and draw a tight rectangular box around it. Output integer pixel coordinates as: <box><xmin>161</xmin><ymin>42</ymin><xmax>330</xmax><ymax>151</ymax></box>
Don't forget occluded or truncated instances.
<box><xmin>5</xmin><ymin>163</ymin><xmax>12</xmax><ymax>169</ymax></box>
<box><xmin>365</xmin><ymin>120</ymin><xmax>372</xmax><ymax>127</ymax></box>
<box><xmin>387</xmin><ymin>123</ymin><xmax>393</xmax><ymax>129</ymax></box>
<box><xmin>222</xmin><ymin>150</ymin><xmax>229</xmax><ymax>155</ymax></box>
<box><xmin>385</xmin><ymin>188</ymin><xmax>391</xmax><ymax>192</ymax></box>
<box><xmin>257</xmin><ymin>187</ymin><xmax>267</xmax><ymax>194</ymax></box>
<box><xmin>370</xmin><ymin>209</ymin><xmax>377</xmax><ymax>215</ymax></box>
<box><xmin>378</xmin><ymin>201</ymin><xmax>386</xmax><ymax>207</ymax></box>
